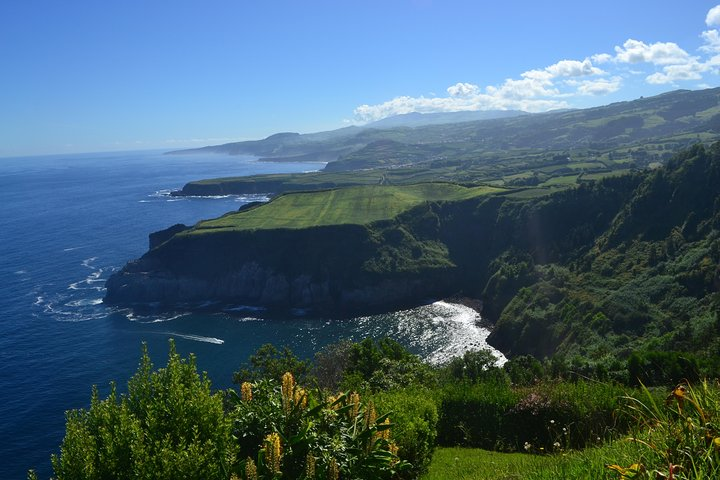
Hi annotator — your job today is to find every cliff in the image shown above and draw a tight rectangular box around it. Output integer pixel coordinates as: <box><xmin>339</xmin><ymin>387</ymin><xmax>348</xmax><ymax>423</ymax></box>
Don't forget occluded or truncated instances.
<box><xmin>104</xmin><ymin>222</ymin><xmax>461</xmax><ymax>315</ymax></box>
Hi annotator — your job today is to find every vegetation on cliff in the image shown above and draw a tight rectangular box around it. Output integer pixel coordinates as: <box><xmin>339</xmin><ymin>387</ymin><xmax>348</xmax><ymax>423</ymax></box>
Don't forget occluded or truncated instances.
<box><xmin>108</xmin><ymin>141</ymin><xmax>720</xmax><ymax>368</ymax></box>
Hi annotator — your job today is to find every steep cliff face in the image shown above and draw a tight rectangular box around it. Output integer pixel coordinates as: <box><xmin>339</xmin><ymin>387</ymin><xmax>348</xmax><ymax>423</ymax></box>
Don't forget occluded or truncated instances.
<box><xmin>105</xmin><ymin>180</ymin><xmax>640</xmax><ymax>317</ymax></box>
<box><xmin>104</xmin><ymin>221</ymin><xmax>461</xmax><ymax>315</ymax></box>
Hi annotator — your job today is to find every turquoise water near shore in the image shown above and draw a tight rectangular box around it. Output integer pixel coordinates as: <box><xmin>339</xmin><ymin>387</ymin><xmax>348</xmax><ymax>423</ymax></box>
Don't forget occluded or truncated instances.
<box><xmin>0</xmin><ymin>151</ymin><xmax>501</xmax><ymax>478</ymax></box>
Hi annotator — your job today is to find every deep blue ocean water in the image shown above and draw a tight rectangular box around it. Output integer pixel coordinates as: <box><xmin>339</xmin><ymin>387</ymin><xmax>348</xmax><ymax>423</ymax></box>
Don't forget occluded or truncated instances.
<box><xmin>0</xmin><ymin>151</ymin><xmax>501</xmax><ymax>478</ymax></box>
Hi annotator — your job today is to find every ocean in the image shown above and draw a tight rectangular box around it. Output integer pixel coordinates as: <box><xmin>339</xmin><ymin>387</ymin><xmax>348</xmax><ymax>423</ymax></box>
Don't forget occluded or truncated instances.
<box><xmin>0</xmin><ymin>150</ymin><xmax>501</xmax><ymax>478</ymax></box>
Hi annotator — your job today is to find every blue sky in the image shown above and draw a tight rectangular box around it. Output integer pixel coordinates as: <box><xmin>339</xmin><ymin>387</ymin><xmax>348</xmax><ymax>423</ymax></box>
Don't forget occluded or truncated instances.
<box><xmin>2</xmin><ymin>1</ymin><xmax>720</xmax><ymax>156</ymax></box>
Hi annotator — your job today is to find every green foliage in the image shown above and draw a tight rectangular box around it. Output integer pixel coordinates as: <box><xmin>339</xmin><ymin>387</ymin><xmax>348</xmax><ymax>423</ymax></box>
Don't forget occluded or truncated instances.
<box><xmin>228</xmin><ymin>373</ymin><xmax>409</xmax><ymax>479</ymax></box>
<box><xmin>609</xmin><ymin>381</ymin><xmax>720</xmax><ymax>479</ymax></box>
<box><xmin>51</xmin><ymin>341</ymin><xmax>232</xmax><ymax>480</ymax></box>
<box><xmin>339</xmin><ymin>338</ymin><xmax>438</xmax><ymax>393</ymax></box>
<box><xmin>372</xmin><ymin>388</ymin><xmax>439</xmax><ymax>478</ymax></box>
<box><xmin>443</xmin><ymin>349</ymin><xmax>508</xmax><ymax>384</ymax></box>
<box><xmin>627</xmin><ymin>350</ymin><xmax>701</xmax><ymax>386</ymax></box>
<box><xmin>233</xmin><ymin>343</ymin><xmax>313</xmax><ymax>385</ymax></box>
<box><xmin>503</xmin><ymin>355</ymin><xmax>544</xmax><ymax>386</ymax></box>
<box><xmin>436</xmin><ymin>380</ymin><xmax>627</xmax><ymax>453</ymax></box>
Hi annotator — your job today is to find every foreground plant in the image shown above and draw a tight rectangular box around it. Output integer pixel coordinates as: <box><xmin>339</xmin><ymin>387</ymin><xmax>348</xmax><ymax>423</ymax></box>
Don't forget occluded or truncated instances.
<box><xmin>229</xmin><ymin>372</ymin><xmax>408</xmax><ymax>479</ymax></box>
<box><xmin>608</xmin><ymin>380</ymin><xmax>720</xmax><ymax>479</ymax></box>
<box><xmin>51</xmin><ymin>341</ymin><xmax>233</xmax><ymax>480</ymax></box>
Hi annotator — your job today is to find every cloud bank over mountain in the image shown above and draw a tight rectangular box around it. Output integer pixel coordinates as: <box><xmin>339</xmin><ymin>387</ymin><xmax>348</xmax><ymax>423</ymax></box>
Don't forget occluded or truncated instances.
<box><xmin>354</xmin><ymin>5</ymin><xmax>720</xmax><ymax>123</ymax></box>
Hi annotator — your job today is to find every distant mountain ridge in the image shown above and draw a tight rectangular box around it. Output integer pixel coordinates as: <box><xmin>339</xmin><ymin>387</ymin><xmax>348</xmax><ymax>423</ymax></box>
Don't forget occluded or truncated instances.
<box><xmin>365</xmin><ymin>109</ymin><xmax>527</xmax><ymax>128</ymax></box>
<box><xmin>168</xmin><ymin>88</ymin><xmax>720</xmax><ymax>171</ymax></box>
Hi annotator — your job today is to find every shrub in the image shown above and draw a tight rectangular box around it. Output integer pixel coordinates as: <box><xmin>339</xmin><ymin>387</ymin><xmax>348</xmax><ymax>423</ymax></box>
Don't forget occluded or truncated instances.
<box><xmin>372</xmin><ymin>388</ymin><xmax>439</xmax><ymax>478</ymax></box>
<box><xmin>627</xmin><ymin>350</ymin><xmax>701</xmax><ymax>386</ymax></box>
<box><xmin>436</xmin><ymin>380</ymin><xmax>627</xmax><ymax>452</ymax></box>
<box><xmin>233</xmin><ymin>343</ymin><xmax>313</xmax><ymax>384</ymax></box>
<box><xmin>51</xmin><ymin>341</ymin><xmax>233</xmax><ymax>480</ymax></box>
<box><xmin>228</xmin><ymin>372</ymin><xmax>409</xmax><ymax>479</ymax></box>
<box><xmin>436</xmin><ymin>380</ymin><xmax>519</xmax><ymax>449</ymax></box>
<box><xmin>444</xmin><ymin>349</ymin><xmax>508</xmax><ymax>384</ymax></box>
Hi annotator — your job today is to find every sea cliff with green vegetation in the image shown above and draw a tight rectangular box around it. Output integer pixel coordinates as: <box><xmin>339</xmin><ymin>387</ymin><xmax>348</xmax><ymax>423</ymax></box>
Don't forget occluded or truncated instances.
<box><xmin>107</xmin><ymin>141</ymin><xmax>720</xmax><ymax>367</ymax></box>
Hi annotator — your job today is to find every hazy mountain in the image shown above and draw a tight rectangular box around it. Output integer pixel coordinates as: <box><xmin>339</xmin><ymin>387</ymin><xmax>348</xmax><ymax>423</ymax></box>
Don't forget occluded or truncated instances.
<box><xmin>365</xmin><ymin>110</ymin><xmax>527</xmax><ymax>129</ymax></box>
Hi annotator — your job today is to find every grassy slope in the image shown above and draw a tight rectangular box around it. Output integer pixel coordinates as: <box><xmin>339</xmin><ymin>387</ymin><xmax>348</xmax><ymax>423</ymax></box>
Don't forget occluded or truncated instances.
<box><xmin>423</xmin><ymin>445</ymin><xmax>626</xmax><ymax>480</ymax></box>
<box><xmin>189</xmin><ymin>183</ymin><xmax>503</xmax><ymax>233</ymax></box>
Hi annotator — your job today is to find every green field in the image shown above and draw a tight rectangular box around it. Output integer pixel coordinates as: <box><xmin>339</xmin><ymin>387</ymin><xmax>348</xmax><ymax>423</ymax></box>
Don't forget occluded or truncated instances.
<box><xmin>189</xmin><ymin>183</ymin><xmax>504</xmax><ymax>233</ymax></box>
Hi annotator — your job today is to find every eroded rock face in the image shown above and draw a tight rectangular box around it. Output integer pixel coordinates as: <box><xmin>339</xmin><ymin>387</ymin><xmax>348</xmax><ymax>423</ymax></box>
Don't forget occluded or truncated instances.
<box><xmin>104</xmin><ymin>204</ymin><xmax>464</xmax><ymax>315</ymax></box>
<box><xmin>104</xmin><ymin>260</ymin><xmax>448</xmax><ymax>314</ymax></box>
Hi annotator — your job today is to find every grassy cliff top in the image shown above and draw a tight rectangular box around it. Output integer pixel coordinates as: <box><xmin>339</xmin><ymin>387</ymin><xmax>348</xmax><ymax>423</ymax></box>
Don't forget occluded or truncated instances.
<box><xmin>189</xmin><ymin>183</ymin><xmax>504</xmax><ymax>233</ymax></box>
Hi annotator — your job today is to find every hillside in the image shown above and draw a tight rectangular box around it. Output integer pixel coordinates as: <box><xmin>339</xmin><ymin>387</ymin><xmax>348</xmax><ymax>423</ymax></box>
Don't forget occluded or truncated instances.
<box><xmin>107</xmin><ymin>143</ymin><xmax>720</xmax><ymax>363</ymax></box>
<box><xmin>172</xmin><ymin>87</ymin><xmax>720</xmax><ymax>197</ymax></box>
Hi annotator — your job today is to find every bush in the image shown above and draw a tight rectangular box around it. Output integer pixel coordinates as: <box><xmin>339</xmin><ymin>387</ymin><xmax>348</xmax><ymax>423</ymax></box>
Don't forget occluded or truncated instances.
<box><xmin>371</xmin><ymin>388</ymin><xmax>439</xmax><ymax>478</ymax></box>
<box><xmin>233</xmin><ymin>343</ymin><xmax>313</xmax><ymax>384</ymax></box>
<box><xmin>436</xmin><ymin>380</ymin><xmax>519</xmax><ymax>449</ymax></box>
<box><xmin>51</xmin><ymin>341</ymin><xmax>233</xmax><ymax>480</ymax></box>
<box><xmin>444</xmin><ymin>349</ymin><xmax>507</xmax><ymax>384</ymax></box>
<box><xmin>436</xmin><ymin>380</ymin><xmax>627</xmax><ymax>452</ymax></box>
<box><xmin>627</xmin><ymin>350</ymin><xmax>702</xmax><ymax>386</ymax></box>
<box><xmin>229</xmin><ymin>372</ymin><xmax>408</xmax><ymax>479</ymax></box>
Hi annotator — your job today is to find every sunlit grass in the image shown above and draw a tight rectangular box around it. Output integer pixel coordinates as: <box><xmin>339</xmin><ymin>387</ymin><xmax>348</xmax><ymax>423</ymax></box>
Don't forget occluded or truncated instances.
<box><xmin>188</xmin><ymin>183</ymin><xmax>502</xmax><ymax>232</ymax></box>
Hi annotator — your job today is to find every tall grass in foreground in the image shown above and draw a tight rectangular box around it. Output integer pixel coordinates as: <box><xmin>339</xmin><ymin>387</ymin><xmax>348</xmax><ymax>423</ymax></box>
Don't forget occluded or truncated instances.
<box><xmin>425</xmin><ymin>381</ymin><xmax>720</xmax><ymax>480</ymax></box>
<box><xmin>610</xmin><ymin>380</ymin><xmax>720</xmax><ymax>479</ymax></box>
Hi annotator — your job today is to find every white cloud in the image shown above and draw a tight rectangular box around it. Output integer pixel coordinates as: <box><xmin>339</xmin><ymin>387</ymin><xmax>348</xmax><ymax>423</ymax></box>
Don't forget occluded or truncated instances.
<box><xmin>707</xmin><ymin>5</ymin><xmax>720</xmax><ymax>26</ymax></box>
<box><xmin>447</xmin><ymin>82</ymin><xmax>480</xmax><ymax>97</ymax></box>
<box><xmin>591</xmin><ymin>53</ymin><xmax>612</xmax><ymax>64</ymax></box>
<box><xmin>701</xmin><ymin>29</ymin><xmax>720</xmax><ymax>53</ymax></box>
<box><xmin>646</xmin><ymin>59</ymin><xmax>708</xmax><ymax>84</ymax></box>
<box><xmin>352</xmin><ymin>88</ymin><xmax>569</xmax><ymax>123</ymax></box>
<box><xmin>545</xmin><ymin>59</ymin><xmax>605</xmax><ymax>77</ymax></box>
<box><xmin>352</xmin><ymin>8</ymin><xmax>720</xmax><ymax>123</ymax></box>
<box><xmin>614</xmin><ymin>39</ymin><xmax>690</xmax><ymax>65</ymax></box>
<box><xmin>353</xmin><ymin>57</ymin><xmax>609</xmax><ymax>122</ymax></box>
<box><xmin>567</xmin><ymin>76</ymin><xmax>623</xmax><ymax>95</ymax></box>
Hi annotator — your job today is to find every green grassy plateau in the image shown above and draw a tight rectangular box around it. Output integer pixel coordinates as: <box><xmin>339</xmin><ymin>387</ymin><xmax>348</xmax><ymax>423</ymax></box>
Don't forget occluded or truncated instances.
<box><xmin>189</xmin><ymin>183</ymin><xmax>504</xmax><ymax>233</ymax></box>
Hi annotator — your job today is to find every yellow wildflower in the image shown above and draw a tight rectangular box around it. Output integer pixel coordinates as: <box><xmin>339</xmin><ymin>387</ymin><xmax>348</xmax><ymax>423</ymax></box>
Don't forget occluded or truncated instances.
<box><xmin>263</xmin><ymin>432</ymin><xmax>282</xmax><ymax>474</ymax></box>
<box><xmin>327</xmin><ymin>457</ymin><xmax>339</xmax><ymax>480</ymax></box>
<box><xmin>305</xmin><ymin>452</ymin><xmax>316</xmax><ymax>479</ymax></box>
<box><xmin>282</xmin><ymin>372</ymin><xmax>295</xmax><ymax>413</ymax></box>
<box><xmin>240</xmin><ymin>382</ymin><xmax>252</xmax><ymax>402</ymax></box>
<box><xmin>245</xmin><ymin>457</ymin><xmax>258</xmax><ymax>480</ymax></box>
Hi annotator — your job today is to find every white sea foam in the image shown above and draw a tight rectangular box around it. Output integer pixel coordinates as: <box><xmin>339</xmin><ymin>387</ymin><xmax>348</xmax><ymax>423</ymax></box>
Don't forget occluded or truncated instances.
<box><xmin>65</xmin><ymin>298</ymin><xmax>103</xmax><ymax>307</ymax></box>
<box><xmin>162</xmin><ymin>332</ymin><xmax>224</xmax><ymax>344</ymax></box>
<box><xmin>14</xmin><ymin>270</ymin><xmax>27</xmax><ymax>275</ymax></box>
<box><xmin>423</xmin><ymin>301</ymin><xmax>506</xmax><ymax>366</ymax></box>
<box><xmin>224</xmin><ymin>305</ymin><xmax>266</xmax><ymax>313</ymax></box>
<box><xmin>127</xmin><ymin>313</ymin><xmax>185</xmax><ymax>324</ymax></box>
<box><xmin>81</xmin><ymin>257</ymin><xmax>98</xmax><ymax>268</ymax></box>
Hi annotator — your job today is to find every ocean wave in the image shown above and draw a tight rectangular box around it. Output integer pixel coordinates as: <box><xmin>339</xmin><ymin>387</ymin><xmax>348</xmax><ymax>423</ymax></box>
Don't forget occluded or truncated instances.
<box><xmin>126</xmin><ymin>312</ymin><xmax>186</xmax><ymax>323</ymax></box>
<box><xmin>161</xmin><ymin>332</ymin><xmax>224</xmax><ymax>345</ymax></box>
<box><xmin>65</xmin><ymin>298</ymin><xmax>103</xmax><ymax>307</ymax></box>
<box><xmin>81</xmin><ymin>257</ymin><xmax>98</xmax><ymax>268</ymax></box>
<box><xmin>224</xmin><ymin>305</ymin><xmax>266</xmax><ymax>313</ymax></box>
<box><xmin>422</xmin><ymin>301</ymin><xmax>506</xmax><ymax>366</ymax></box>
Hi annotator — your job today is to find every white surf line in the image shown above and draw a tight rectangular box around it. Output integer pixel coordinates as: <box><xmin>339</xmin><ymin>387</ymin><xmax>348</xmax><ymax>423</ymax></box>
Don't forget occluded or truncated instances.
<box><xmin>159</xmin><ymin>332</ymin><xmax>225</xmax><ymax>345</ymax></box>
<box><xmin>427</xmin><ymin>300</ymin><xmax>507</xmax><ymax>365</ymax></box>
